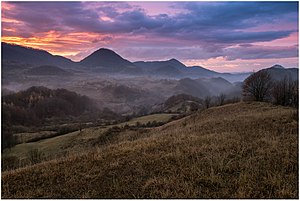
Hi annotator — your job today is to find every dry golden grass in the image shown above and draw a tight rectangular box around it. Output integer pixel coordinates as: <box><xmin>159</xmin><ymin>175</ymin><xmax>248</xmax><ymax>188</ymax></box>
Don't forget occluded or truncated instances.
<box><xmin>118</xmin><ymin>113</ymin><xmax>176</xmax><ymax>126</ymax></box>
<box><xmin>2</xmin><ymin>102</ymin><xmax>298</xmax><ymax>198</ymax></box>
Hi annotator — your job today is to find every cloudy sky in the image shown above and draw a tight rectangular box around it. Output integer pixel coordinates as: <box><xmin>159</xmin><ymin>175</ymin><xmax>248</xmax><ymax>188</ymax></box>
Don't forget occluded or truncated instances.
<box><xmin>1</xmin><ymin>1</ymin><xmax>298</xmax><ymax>72</ymax></box>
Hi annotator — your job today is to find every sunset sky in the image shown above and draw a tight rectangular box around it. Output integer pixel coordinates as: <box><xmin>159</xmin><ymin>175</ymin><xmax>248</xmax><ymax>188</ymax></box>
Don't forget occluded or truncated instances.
<box><xmin>1</xmin><ymin>1</ymin><xmax>299</xmax><ymax>72</ymax></box>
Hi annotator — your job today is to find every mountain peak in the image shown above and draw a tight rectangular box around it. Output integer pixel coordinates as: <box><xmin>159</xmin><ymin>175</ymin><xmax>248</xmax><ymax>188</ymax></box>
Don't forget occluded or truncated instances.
<box><xmin>95</xmin><ymin>48</ymin><xmax>116</xmax><ymax>53</ymax></box>
<box><xmin>80</xmin><ymin>47</ymin><xmax>135</xmax><ymax>70</ymax></box>
<box><xmin>270</xmin><ymin>64</ymin><xmax>284</xmax><ymax>69</ymax></box>
<box><xmin>82</xmin><ymin>47</ymin><xmax>122</xmax><ymax>60</ymax></box>
<box><xmin>167</xmin><ymin>58</ymin><xmax>187</xmax><ymax>68</ymax></box>
<box><xmin>169</xmin><ymin>58</ymin><xmax>179</xmax><ymax>62</ymax></box>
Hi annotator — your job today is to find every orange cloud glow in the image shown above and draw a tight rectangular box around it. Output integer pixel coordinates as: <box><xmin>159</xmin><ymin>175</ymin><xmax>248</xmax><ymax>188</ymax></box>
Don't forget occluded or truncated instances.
<box><xmin>1</xmin><ymin>2</ymin><xmax>14</xmax><ymax>11</ymax></box>
<box><xmin>1</xmin><ymin>2</ymin><xmax>298</xmax><ymax>71</ymax></box>
<box><xmin>2</xmin><ymin>31</ymin><xmax>113</xmax><ymax>60</ymax></box>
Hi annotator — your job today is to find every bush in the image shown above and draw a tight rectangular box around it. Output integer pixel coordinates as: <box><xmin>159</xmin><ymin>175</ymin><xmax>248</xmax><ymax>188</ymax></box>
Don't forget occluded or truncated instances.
<box><xmin>27</xmin><ymin>149</ymin><xmax>44</xmax><ymax>165</ymax></box>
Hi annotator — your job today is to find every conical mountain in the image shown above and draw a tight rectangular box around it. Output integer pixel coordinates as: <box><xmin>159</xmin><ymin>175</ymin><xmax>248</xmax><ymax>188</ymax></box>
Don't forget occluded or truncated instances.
<box><xmin>79</xmin><ymin>48</ymin><xmax>136</xmax><ymax>72</ymax></box>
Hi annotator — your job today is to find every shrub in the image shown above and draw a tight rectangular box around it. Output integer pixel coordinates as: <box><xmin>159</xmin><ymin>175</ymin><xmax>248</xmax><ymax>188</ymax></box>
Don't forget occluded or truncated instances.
<box><xmin>27</xmin><ymin>149</ymin><xmax>44</xmax><ymax>165</ymax></box>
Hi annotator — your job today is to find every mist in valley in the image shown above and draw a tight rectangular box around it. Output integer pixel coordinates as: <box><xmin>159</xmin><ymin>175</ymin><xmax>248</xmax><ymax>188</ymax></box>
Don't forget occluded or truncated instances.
<box><xmin>2</xmin><ymin>45</ymin><xmax>246</xmax><ymax>116</ymax></box>
<box><xmin>1</xmin><ymin>1</ymin><xmax>299</xmax><ymax>197</ymax></box>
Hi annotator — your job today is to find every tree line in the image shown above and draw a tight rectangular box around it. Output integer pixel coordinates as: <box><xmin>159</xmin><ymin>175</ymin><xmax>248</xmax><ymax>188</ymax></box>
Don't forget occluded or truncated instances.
<box><xmin>242</xmin><ymin>70</ymin><xmax>298</xmax><ymax>107</ymax></box>
<box><xmin>1</xmin><ymin>86</ymin><xmax>120</xmax><ymax>152</ymax></box>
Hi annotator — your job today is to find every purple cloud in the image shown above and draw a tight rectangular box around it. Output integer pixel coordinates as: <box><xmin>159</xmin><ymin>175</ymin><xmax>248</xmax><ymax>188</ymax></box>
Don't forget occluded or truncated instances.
<box><xmin>2</xmin><ymin>1</ymin><xmax>298</xmax><ymax>67</ymax></box>
<box><xmin>224</xmin><ymin>45</ymin><xmax>298</xmax><ymax>61</ymax></box>
<box><xmin>4</xmin><ymin>2</ymin><xmax>298</xmax><ymax>41</ymax></box>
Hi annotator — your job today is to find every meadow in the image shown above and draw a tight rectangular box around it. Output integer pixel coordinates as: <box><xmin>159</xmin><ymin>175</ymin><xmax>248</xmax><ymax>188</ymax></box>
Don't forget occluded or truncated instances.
<box><xmin>2</xmin><ymin>102</ymin><xmax>298</xmax><ymax>198</ymax></box>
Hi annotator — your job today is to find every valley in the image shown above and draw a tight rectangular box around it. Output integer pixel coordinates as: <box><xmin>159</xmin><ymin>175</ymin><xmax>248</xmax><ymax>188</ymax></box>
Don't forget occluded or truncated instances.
<box><xmin>2</xmin><ymin>42</ymin><xmax>247</xmax><ymax>115</ymax></box>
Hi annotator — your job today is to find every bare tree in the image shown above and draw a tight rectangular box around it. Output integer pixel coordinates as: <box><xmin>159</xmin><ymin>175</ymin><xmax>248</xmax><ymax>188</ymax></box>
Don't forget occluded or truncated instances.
<box><xmin>272</xmin><ymin>76</ymin><xmax>298</xmax><ymax>107</ymax></box>
<box><xmin>217</xmin><ymin>93</ymin><xmax>226</xmax><ymax>106</ymax></box>
<box><xmin>291</xmin><ymin>80</ymin><xmax>298</xmax><ymax>108</ymax></box>
<box><xmin>204</xmin><ymin>96</ymin><xmax>212</xmax><ymax>109</ymax></box>
<box><xmin>272</xmin><ymin>76</ymin><xmax>288</xmax><ymax>106</ymax></box>
<box><xmin>243</xmin><ymin>70</ymin><xmax>273</xmax><ymax>101</ymax></box>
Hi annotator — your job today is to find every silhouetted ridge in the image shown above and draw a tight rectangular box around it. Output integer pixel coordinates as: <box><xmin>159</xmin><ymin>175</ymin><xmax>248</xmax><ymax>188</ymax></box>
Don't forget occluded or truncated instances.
<box><xmin>270</xmin><ymin>64</ymin><xmax>284</xmax><ymax>69</ymax></box>
<box><xmin>256</xmin><ymin>64</ymin><xmax>299</xmax><ymax>81</ymax></box>
<box><xmin>79</xmin><ymin>48</ymin><xmax>135</xmax><ymax>70</ymax></box>
<box><xmin>2</xmin><ymin>42</ymin><xmax>77</xmax><ymax>68</ymax></box>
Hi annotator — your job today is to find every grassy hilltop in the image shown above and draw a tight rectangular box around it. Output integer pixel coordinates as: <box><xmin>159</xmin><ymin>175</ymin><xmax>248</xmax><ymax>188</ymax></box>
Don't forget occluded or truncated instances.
<box><xmin>2</xmin><ymin>102</ymin><xmax>298</xmax><ymax>198</ymax></box>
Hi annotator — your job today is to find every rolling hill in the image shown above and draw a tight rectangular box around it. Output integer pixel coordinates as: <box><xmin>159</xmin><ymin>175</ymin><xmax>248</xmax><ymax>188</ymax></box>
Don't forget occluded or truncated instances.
<box><xmin>134</xmin><ymin>58</ymin><xmax>186</xmax><ymax>72</ymax></box>
<box><xmin>2</xmin><ymin>102</ymin><xmax>298</xmax><ymax>198</ymax></box>
<box><xmin>152</xmin><ymin>93</ymin><xmax>203</xmax><ymax>113</ymax></box>
<box><xmin>174</xmin><ymin>78</ymin><xmax>211</xmax><ymax>98</ymax></box>
<box><xmin>134</xmin><ymin>59</ymin><xmax>218</xmax><ymax>78</ymax></box>
<box><xmin>199</xmin><ymin>77</ymin><xmax>241</xmax><ymax>96</ymax></box>
<box><xmin>134</xmin><ymin>58</ymin><xmax>251</xmax><ymax>81</ymax></box>
<box><xmin>183</xmin><ymin>65</ymin><xmax>219</xmax><ymax>77</ymax></box>
<box><xmin>2</xmin><ymin>86</ymin><xmax>107</xmax><ymax>127</ymax></box>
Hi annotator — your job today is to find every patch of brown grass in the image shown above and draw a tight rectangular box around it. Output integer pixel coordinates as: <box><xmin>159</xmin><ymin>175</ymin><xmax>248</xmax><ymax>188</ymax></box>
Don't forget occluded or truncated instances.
<box><xmin>2</xmin><ymin>102</ymin><xmax>298</xmax><ymax>198</ymax></box>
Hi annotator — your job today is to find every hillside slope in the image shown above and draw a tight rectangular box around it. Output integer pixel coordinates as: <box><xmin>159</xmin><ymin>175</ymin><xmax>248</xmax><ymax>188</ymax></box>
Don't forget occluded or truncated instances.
<box><xmin>2</xmin><ymin>102</ymin><xmax>298</xmax><ymax>198</ymax></box>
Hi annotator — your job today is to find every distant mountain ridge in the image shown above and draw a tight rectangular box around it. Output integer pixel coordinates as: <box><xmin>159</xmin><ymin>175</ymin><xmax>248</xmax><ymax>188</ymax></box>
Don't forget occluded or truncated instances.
<box><xmin>2</xmin><ymin>42</ymin><xmax>297</xmax><ymax>82</ymax></box>
<box><xmin>2</xmin><ymin>42</ymin><xmax>78</xmax><ymax>69</ymax></box>
<box><xmin>133</xmin><ymin>59</ymin><xmax>186</xmax><ymax>77</ymax></box>
<box><xmin>261</xmin><ymin>64</ymin><xmax>298</xmax><ymax>81</ymax></box>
